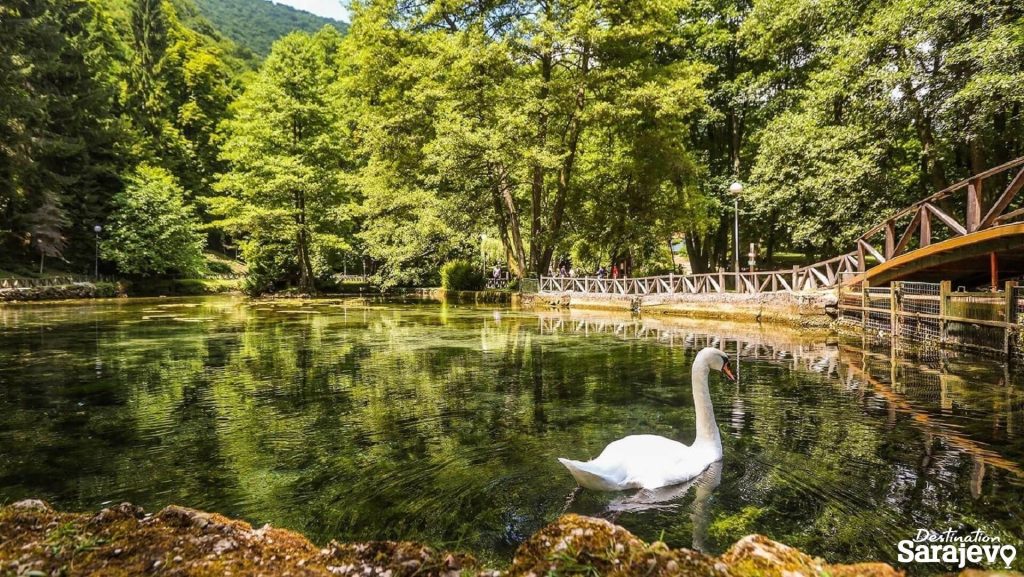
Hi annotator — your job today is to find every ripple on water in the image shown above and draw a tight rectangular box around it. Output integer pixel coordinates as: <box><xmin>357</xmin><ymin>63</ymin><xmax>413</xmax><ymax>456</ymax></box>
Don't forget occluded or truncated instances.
<box><xmin>0</xmin><ymin>298</ymin><xmax>1022</xmax><ymax>574</ymax></box>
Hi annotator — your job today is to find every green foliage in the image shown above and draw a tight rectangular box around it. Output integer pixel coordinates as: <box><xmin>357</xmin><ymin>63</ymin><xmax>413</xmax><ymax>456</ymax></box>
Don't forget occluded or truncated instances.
<box><xmin>440</xmin><ymin>260</ymin><xmax>485</xmax><ymax>291</ymax></box>
<box><xmin>2</xmin><ymin>0</ymin><xmax>1024</xmax><ymax>287</ymax></box>
<box><xmin>191</xmin><ymin>0</ymin><xmax>346</xmax><ymax>58</ymax></box>
<box><xmin>709</xmin><ymin>506</ymin><xmax>766</xmax><ymax>544</ymax></box>
<box><xmin>211</xmin><ymin>26</ymin><xmax>356</xmax><ymax>294</ymax></box>
<box><xmin>0</xmin><ymin>0</ymin><xmax>131</xmax><ymax>270</ymax></box>
<box><xmin>100</xmin><ymin>165</ymin><xmax>206</xmax><ymax>276</ymax></box>
<box><xmin>126</xmin><ymin>277</ymin><xmax>239</xmax><ymax>295</ymax></box>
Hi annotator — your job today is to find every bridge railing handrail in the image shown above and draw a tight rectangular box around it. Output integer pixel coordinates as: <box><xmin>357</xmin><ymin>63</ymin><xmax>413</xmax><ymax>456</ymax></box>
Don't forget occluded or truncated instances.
<box><xmin>0</xmin><ymin>275</ymin><xmax>108</xmax><ymax>289</ymax></box>
<box><xmin>858</xmin><ymin>156</ymin><xmax>1024</xmax><ymax>240</ymax></box>
<box><xmin>850</xmin><ymin>156</ymin><xmax>1024</xmax><ymax>273</ymax></box>
<box><xmin>541</xmin><ymin>156</ymin><xmax>1024</xmax><ymax>296</ymax></box>
<box><xmin>539</xmin><ymin>264</ymin><xmax>854</xmax><ymax>295</ymax></box>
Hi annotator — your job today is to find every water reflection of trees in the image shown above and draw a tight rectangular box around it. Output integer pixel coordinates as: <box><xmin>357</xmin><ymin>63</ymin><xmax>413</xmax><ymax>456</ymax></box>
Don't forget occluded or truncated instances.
<box><xmin>538</xmin><ymin>310</ymin><xmax>1024</xmax><ymax>570</ymax></box>
<box><xmin>0</xmin><ymin>300</ymin><xmax>1021</xmax><ymax>571</ymax></box>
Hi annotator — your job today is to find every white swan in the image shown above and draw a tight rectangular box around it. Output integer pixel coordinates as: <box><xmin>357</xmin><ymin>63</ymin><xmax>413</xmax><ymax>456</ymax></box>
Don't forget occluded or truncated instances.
<box><xmin>558</xmin><ymin>347</ymin><xmax>734</xmax><ymax>491</ymax></box>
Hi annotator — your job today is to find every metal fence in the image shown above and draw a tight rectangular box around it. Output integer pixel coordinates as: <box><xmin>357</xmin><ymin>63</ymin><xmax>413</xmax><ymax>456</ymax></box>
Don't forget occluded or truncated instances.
<box><xmin>897</xmin><ymin>282</ymin><xmax>941</xmax><ymax>342</ymax></box>
<box><xmin>839</xmin><ymin>280</ymin><xmax>1021</xmax><ymax>357</ymax></box>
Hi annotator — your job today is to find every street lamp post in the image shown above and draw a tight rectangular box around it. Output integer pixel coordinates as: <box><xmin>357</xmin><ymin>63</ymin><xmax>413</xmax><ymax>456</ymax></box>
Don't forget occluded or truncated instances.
<box><xmin>728</xmin><ymin>182</ymin><xmax>743</xmax><ymax>279</ymax></box>
<box><xmin>93</xmin><ymin>225</ymin><xmax>102</xmax><ymax>279</ymax></box>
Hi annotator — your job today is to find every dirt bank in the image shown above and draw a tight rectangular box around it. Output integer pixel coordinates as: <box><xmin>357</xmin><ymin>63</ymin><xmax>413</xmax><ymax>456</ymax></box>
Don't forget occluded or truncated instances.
<box><xmin>3</xmin><ymin>499</ymin><xmax>1009</xmax><ymax>576</ymax></box>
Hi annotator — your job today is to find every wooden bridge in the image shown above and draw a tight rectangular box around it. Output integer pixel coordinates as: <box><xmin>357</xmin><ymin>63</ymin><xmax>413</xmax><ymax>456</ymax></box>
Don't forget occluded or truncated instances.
<box><xmin>541</xmin><ymin>157</ymin><xmax>1024</xmax><ymax>296</ymax></box>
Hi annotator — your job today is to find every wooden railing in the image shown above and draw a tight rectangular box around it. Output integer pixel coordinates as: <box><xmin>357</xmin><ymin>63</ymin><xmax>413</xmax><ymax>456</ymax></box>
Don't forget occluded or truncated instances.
<box><xmin>485</xmin><ymin>274</ymin><xmax>512</xmax><ymax>289</ymax></box>
<box><xmin>540</xmin><ymin>259</ymin><xmax>859</xmax><ymax>296</ymax></box>
<box><xmin>847</xmin><ymin>157</ymin><xmax>1024</xmax><ymax>273</ymax></box>
<box><xmin>540</xmin><ymin>157</ymin><xmax>1024</xmax><ymax>296</ymax></box>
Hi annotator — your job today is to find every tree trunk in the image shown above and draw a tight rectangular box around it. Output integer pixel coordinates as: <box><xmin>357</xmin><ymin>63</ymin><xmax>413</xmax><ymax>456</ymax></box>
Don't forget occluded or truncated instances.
<box><xmin>539</xmin><ymin>42</ymin><xmax>589</xmax><ymax>275</ymax></box>
<box><xmin>295</xmin><ymin>189</ymin><xmax>315</xmax><ymax>294</ymax></box>
<box><xmin>529</xmin><ymin>51</ymin><xmax>552</xmax><ymax>274</ymax></box>
<box><xmin>491</xmin><ymin>163</ymin><xmax>527</xmax><ymax>277</ymax></box>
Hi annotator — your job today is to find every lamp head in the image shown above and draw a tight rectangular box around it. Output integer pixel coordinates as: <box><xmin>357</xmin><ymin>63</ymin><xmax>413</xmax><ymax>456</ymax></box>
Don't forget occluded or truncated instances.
<box><xmin>728</xmin><ymin>182</ymin><xmax>743</xmax><ymax>196</ymax></box>
<box><xmin>93</xmin><ymin>225</ymin><xmax>102</xmax><ymax>233</ymax></box>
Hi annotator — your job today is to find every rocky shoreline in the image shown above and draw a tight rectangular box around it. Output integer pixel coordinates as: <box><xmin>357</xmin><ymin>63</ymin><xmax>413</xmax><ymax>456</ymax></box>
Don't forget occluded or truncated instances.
<box><xmin>2</xmin><ymin>500</ymin><xmax>1014</xmax><ymax>576</ymax></box>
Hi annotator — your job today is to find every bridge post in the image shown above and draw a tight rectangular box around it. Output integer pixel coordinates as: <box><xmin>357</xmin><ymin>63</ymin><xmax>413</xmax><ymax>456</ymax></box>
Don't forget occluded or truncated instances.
<box><xmin>718</xmin><ymin>268</ymin><xmax>725</xmax><ymax>293</ymax></box>
<box><xmin>1004</xmin><ymin>280</ymin><xmax>1016</xmax><ymax>357</ymax></box>
<box><xmin>861</xmin><ymin>280</ymin><xmax>869</xmax><ymax>330</ymax></box>
<box><xmin>890</xmin><ymin>282</ymin><xmax>899</xmax><ymax>339</ymax></box>
<box><xmin>967</xmin><ymin>178</ymin><xmax>982</xmax><ymax>232</ymax></box>
<box><xmin>792</xmin><ymin>265</ymin><xmax>798</xmax><ymax>291</ymax></box>
<box><xmin>939</xmin><ymin>281</ymin><xmax>951</xmax><ymax>345</ymax></box>
<box><xmin>920</xmin><ymin>207</ymin><xmax>931</xmax><ymax>247</ymax></box>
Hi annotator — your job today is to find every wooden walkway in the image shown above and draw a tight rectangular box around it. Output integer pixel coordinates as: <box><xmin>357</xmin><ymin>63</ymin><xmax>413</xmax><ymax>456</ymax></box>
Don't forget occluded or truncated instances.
<box><xmin>541</xmin><ymin>157</ymin><xmax>1024</xmax><ymax>295</ymax></box>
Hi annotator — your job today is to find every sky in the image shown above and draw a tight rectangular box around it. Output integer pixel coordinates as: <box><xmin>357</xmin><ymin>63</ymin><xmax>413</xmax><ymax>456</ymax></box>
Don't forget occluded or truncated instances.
<box><xmin>271</xmin><ymin>0</ymin><xmax>348</xmax><ymax>22</ymax></box>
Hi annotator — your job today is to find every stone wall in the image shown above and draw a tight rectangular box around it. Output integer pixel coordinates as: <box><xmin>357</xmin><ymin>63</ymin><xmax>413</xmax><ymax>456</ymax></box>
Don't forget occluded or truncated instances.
<box><xmin>0</xmin><ymin>282</ymin><xmax>121</xmax><ymax>302</ymax></box>
<box><xmin>526</xmin><ymin>290</ymin><xmax>838</xmax><ymax>328</ymax></box>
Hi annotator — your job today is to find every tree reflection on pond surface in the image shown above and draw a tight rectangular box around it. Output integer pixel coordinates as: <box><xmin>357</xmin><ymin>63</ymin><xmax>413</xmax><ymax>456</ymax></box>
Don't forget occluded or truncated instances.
<box><xmin>0</xmin><ymin>298</ymin><xmax>1021</xmax><ymax>573</ymax></box>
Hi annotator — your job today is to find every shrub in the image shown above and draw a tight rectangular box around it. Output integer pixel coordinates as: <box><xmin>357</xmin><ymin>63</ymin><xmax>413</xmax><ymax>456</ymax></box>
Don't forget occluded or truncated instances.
<box><xmin>100</xmin><ymin>165</ymin><xmax>205</xmax><ymax>277</ymax></box>
<box><xmin>440</xmin><ymin>260</ymin><xmax>484</xmax><ymax>291</ymax></box>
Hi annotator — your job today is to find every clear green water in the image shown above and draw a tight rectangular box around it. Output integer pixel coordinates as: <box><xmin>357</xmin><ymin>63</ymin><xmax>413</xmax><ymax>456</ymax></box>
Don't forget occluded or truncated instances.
<box><xmin>1</xmin><ymin>297</ymin><xmax>1022</xmax><ymax>573</ymax></box>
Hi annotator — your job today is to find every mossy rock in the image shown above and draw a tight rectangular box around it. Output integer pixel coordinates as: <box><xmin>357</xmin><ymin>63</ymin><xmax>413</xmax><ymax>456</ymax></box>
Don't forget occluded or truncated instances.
<box><xmin>2</xmin><ymin>502</ymin><xmax>1018</xmax><ymax>577</ymax></box>
<box><xmin>509</xmin><ymin>514</ymin><xmax>727</xmax><ymax>577</ymax></box>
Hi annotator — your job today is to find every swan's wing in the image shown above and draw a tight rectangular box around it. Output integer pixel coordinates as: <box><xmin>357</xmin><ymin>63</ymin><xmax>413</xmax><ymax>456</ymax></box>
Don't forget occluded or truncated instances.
<box><xmin>599</xmin><ymin>435</ymin><xmax>709</xmax><ymax>489</ymax></box>
<box><xmin>558</xmin><ymin>458</ymin><xmax>628</xmax><ymax>491</ymax></box>
<box><xmin>597</xmin><ymin>434</ymin><xmax>690</xmax><ymax>461</ymax></box>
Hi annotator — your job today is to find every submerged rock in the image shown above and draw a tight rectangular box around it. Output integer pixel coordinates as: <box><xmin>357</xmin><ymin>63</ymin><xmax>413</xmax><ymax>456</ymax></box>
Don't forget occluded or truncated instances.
<box><xmin>0</xmin><ymin>501</ymin><xmax>1016</xmax><ymax>576</ymax></box>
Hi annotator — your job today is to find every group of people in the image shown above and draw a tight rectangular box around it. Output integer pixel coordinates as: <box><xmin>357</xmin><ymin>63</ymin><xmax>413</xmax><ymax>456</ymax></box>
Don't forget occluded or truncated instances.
<box><xmin>596</xmin><ymin>263</ymin><xmax>628</xmax><ymax>279</ymax></box>
<box><xmin>550</xmin><ymin>258</ymin><xmax>629</xmax><ymax>279</ymax></box>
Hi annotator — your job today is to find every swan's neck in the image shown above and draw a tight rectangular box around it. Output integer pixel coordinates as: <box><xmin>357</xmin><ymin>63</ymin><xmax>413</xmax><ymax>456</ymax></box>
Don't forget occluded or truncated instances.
<box><xmin>692</xmin><ymin>360</ymin><xmax>721</xmax><ymax>451</ymax></box>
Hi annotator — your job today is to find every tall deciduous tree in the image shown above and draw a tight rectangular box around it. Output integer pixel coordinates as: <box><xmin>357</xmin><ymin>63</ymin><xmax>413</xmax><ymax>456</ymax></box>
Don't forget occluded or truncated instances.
<box><xmin>212</xmin><ymin>27</ymin><xmax>355</xmax><ymax>293</ymax></box>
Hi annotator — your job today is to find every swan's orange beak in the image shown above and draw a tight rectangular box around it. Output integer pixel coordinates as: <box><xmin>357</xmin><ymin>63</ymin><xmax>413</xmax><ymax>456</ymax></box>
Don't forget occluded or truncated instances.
<box><xmin>721</xmin><ymin>361</ymin><xmax>736</xmax><ymax>382</ymax></box>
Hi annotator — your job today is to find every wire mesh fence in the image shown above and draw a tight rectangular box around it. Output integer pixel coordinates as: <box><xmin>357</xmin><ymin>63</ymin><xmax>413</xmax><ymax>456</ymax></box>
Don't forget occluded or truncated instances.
<box><xmin>839</xmin><ymin>286</ymin><xmax>863</xmax><ymax>326</ymax></box>
<box><xmin>896</xmin><ymin>282</ymin><xmax>941</xmax><ymax>343</ymax></box>
<box><xmin>1016</xmin><ymin>286</ymin><xmax>1024</xmax><ymax>362</ymax></box>
<box><xmin>519</xmin><ymin>278</ymin><xmax>539</xmax><ymax>294</ymax></box>
<box><xmin>865</xmin><ymin>286</ymin><xmax>892</xmax><ymax>334</ymax></box>
<box><xmin>946</xmin><ymin>291</ymin><xmax>1008</xmax><ymax>355</ymax></box>
<box><xmin>838</xmin><ymin>281</ymin><xmax>1022</xmax><ymax>358</ymax></box>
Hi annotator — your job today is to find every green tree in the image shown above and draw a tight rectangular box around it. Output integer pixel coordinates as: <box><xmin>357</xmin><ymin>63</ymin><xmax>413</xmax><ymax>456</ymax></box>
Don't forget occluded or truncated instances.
<box><xmin>0</xmin><ymin>0</ymin><xmax>130</xmax><ymax>272</ymax></box>
<box><xmin>212</xmin><ymin>26</ymin><xmax>355</xmax><ymax>293</ymax></box>
<box><xmin>101</xmin><ymin>164</ymin><xmax>205</xmax><ymax>276</ymax></box>
<box><xmin>747</xmin><ymin>0</ymin><xmax>1024</xmax><ymax>258</ymax></box>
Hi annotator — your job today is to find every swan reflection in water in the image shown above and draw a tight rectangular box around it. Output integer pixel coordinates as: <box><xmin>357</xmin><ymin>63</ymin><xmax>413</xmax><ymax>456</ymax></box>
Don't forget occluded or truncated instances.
<box><xmin>602</xmin><ymin>460</ymin><xmax>723</xmax><ymax>552</ymax></box>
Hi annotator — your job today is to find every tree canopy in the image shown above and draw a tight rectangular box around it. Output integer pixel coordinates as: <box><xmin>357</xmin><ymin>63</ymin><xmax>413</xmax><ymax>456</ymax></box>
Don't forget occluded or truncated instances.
<box><xmin>0</xmin><ymin>0</ymin><xmax>1021</xmax><ymax>289</ymax></box>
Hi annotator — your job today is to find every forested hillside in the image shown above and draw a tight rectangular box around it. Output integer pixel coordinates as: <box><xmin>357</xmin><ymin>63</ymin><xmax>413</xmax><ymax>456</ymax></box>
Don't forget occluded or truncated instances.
<box><xmin>1</xmin><ymin>0</ymin><xmax>1021</xmax><ymax>293</ymax></box>
<box><xmin>192</xmin><ymin>0</ymin><xmax>346</xmax><ymax>58</ymax></box>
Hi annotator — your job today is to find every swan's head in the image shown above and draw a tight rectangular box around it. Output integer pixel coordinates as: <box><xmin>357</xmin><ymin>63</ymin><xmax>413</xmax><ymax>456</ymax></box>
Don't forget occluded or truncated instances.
<box><xmin>697</xmin><ymin>347</ymin><xmax>735</xmax><ymax>381</ymax></box>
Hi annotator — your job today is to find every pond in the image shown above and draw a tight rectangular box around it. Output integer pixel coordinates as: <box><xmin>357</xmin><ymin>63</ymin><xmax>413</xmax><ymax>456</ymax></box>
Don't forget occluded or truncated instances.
<box><xmin>1</xmin><ymin>297</ymin><xmax>1022</xmax><ymax>573</ymax></box>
